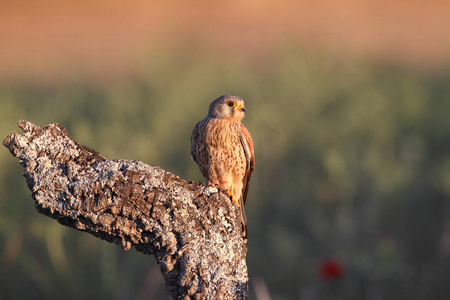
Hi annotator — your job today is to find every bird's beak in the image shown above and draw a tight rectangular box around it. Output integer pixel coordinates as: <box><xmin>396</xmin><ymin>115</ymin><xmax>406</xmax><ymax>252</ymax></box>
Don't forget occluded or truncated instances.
<box><xmin>238</xmin><ymin>104</ymin><xmax>247</xmax><ymax>113</ymax></box>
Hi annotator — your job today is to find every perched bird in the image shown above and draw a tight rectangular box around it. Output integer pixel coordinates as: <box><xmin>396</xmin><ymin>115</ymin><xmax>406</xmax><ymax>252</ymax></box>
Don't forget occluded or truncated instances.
<box><xmin>191</xmin><ymin>95</ymin><xmax>255</xmax><ymax>241</ymax></box>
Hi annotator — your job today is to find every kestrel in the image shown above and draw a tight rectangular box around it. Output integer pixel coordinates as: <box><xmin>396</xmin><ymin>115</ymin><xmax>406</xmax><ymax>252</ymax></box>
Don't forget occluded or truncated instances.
<box><xmin>191</xmin><ymin>95</ymin><xmax>255</xmax><ymax>241</ymax></box>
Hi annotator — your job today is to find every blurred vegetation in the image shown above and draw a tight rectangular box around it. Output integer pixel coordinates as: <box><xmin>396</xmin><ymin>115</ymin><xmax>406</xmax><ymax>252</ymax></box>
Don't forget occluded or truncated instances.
<box><xmin>1</xmin><ymin>48</ymin><xmax>450</xmax><ymax>300</ymax></box>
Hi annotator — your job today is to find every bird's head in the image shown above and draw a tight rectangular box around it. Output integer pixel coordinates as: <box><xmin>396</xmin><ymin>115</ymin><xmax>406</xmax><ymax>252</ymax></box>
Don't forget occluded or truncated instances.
<box><xmin>208</xmin><ymin>95</ymin><xmax>247</xmax><ymax>121</ymax></box>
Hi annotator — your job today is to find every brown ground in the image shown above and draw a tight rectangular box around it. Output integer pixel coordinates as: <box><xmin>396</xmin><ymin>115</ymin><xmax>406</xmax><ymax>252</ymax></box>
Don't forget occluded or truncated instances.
<box><xmin>1</xmin><ymin>0</ymin><xmax>449</xmax><ymax>82</ymax></box>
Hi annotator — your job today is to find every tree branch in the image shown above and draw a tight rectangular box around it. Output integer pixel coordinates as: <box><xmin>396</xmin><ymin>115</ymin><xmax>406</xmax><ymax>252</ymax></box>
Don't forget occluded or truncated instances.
<box><xmin>3</xmin><ymin>120</ymin><xmax>248</xmax><ymax>300</ymax></box>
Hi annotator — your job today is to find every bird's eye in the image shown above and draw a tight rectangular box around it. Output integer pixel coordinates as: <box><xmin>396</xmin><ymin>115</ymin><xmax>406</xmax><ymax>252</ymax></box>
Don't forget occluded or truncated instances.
<box><xmin>227</xmin><ymin>101</ymin><xmax>236</xmax><ymax>107</ymax></box>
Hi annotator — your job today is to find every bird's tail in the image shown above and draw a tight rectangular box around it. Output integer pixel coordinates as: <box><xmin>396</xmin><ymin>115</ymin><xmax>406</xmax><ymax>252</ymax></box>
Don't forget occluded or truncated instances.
<box><xmin>239</xmin><ymin>196</ymin><xmax>248</xmax><ymax>243</ymax></box>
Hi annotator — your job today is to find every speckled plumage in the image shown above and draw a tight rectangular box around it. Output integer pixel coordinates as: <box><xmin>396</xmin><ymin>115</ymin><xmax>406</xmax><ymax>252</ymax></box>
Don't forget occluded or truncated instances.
<box><xmin>191</xmin><ymin>95</ymin><xmax>255</xmax><ymax>240</ymax></box>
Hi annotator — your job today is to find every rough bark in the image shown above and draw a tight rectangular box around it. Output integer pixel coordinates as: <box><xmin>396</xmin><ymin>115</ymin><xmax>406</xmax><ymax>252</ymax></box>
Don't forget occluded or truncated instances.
<box><xmin>3</xmin><ymin>120</ymin><xmax>248</xmax><ymax>300</ymax></box>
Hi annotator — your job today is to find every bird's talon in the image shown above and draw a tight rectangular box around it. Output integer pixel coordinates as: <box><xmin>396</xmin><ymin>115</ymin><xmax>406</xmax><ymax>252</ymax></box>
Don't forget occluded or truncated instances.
<box><xmin>226</xmin><ymin>189</ymin><xmax>240</xmax><ymax>207</ymax></box>
<box><xmin>208</xmin><ymin>181</ymin><xmax>219</xmax><ymax>187</ymax></box>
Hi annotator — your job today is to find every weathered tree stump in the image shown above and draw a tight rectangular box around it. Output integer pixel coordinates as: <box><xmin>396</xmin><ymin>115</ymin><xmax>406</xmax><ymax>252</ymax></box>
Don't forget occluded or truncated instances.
<box><xmin>3</xmin><ymin>120</ymin><xmax>248</xmax><ymax>300</ymax></box>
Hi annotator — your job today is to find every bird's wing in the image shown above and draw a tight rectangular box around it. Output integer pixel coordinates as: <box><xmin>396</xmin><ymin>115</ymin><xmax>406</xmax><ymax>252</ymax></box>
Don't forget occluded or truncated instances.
<box><xmin>190</xmin><ymin>121</ymin><xmax>201</xmax><ymax>164</ymax></box>
<box><xmin>239</xmin><ymin>123</ymin><xmax>255</xmax><ymax>207</ymax></box>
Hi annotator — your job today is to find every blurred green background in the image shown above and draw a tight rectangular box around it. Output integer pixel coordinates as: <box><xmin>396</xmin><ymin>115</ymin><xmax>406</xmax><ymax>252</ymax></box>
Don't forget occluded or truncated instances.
<box><xmin>1</xmin><ymin>1</ymin><xmax>450</xmax><ymax>299</ymax></box>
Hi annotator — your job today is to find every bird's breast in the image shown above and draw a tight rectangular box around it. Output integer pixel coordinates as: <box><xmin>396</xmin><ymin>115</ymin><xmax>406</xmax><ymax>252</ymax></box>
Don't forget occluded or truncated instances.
<box><xmin>205</xmin><ymin>119</ymin><xmax>241</xmax><ymax>149</ymax></box>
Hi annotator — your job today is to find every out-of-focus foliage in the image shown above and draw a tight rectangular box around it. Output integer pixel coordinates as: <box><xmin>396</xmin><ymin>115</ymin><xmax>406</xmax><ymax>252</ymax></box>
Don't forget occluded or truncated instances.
<box><xmin>1</xmin><ymin>48</ymin><xmax>449</xmax><ymax>300</ymax></box>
